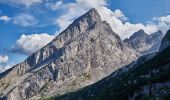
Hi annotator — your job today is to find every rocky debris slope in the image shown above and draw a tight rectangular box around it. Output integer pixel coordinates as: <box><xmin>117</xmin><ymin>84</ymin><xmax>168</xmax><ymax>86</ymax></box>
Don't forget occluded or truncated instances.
<box><xmin>0</xmin><ymin>8</ymin><xmax>137</xmax><ymax>100</ymax></box>
<box><xmin>52</xmin><ymin>29</ymin><xmax>170</xmax><ymax>100</ymax></box>
<box><xmin>124</xmin><ymin>29</ymin><xmax>163</xmax><ymax>54</ymax></box>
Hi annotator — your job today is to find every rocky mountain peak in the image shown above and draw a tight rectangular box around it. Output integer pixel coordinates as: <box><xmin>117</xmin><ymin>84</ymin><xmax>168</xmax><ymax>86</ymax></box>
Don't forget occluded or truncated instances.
<box><xmin>72</xmin><ymin>8</ymin><xmax>102</xmax><ymax>26</ymax></box>
<box><xmin>138</xmin><ymin>29</ymin><xmax>145</xmax><ymax>33</ymax></box>
<box><xmin>159</xmin><ymin>29</ymin><xmax>170</xmax><ymax>52</ymax></box>
<box><xmin>129</xmin><ymin>29</ymin><xmax>147</xmax><ymax>40</ymax></box>
<box><xmin>78</xmin><ymin>8</ymin><xmax>101</xmax><ymax>23</ymax></box>
<box><xmin>61</xmin><ymin>8</ymin><xmax>102</xmax><ymax>35</ymax></box>
<box><xmin>124</xmin><ymin>29</ymin><xmax>163</xmax><ymax>54</ymax></box>
<box><xmin>51</xmin><ymin>8</ymin><xmax>103</xmax><ymax>47</ymax></box>
<box><xmin>0</xmin><ymin>8</ymin><xmax>137</xmax><ymax>100</ymax></box>
<box><xmin>151</xmin><ymin>30</ymin><xmax>163</xmax><ymax>38</ymax></box>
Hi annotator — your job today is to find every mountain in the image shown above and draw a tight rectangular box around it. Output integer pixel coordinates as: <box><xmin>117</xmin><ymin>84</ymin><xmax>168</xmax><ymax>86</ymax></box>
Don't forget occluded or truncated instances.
<box><xmin>124</xmin><ymin>29</ymin><xmax>163</xmax><ymax>54</ymax></box>
<box><xmin>0</xmin><ymin>8</ymin><xmax>137</xmax><ymax>100</ymax></box>
<box><xmin>159</xmin><ymin>29</ymin><xmax>170</xmax><ymax>52</ymax></box>
<box><xmin>53</xmin><ymin>29</ymin><xmax>170</xmax><ymax>100</ymax></box>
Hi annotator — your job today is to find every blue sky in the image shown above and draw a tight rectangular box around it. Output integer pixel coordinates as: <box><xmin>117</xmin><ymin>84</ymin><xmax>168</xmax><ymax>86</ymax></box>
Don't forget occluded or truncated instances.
<box><xmin>0</xmin><ymin>0</ymin><xmax>170</xmax><ymax>72</ymax></box>
<box><xmin>110</xmin><ymin>0</ymin><xmax>170</xmax><ymax>23</ymax></box>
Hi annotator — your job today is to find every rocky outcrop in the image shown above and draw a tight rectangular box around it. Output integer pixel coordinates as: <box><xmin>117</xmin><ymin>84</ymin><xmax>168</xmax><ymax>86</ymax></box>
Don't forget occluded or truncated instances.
<box><xmin>0</xmin><ymin>8</ymin><xmax>137</xmax><ymax>100</ymax></box>
<box><xmin>124</xmin><ymin>29</ymin><xmax>163</xmax><ymax>54</ymax></box>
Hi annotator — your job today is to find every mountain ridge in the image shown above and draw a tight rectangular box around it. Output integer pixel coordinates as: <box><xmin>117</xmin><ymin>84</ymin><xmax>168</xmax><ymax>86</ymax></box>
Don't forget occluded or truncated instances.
<box><xmin>124</xmin><ymin>29</ymin><xmax>163</xmax><ymax>54</ymax></box>
<box><xmin>0</xmin><ymin>8</ymin><xmax>137</xmax><ymax>100</ymax></box>
<box><xmin>50</xmin><ymin>29</ymin><xmax>170</xmax><ymax>100</ymax></box>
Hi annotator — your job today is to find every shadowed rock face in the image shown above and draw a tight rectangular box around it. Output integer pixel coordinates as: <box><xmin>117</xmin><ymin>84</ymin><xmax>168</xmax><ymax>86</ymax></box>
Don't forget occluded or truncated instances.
<box><xmin>124</xmin><ymin>29</ymin><xmax>163</xmax><ymax>54</ymax></box>
<box><xmin>0</xmin><ymin>8</ymin><xmax>137</xmax><ymax>100</ymax></box>
<box><xmin>159</xmin><ymin>29</ymin><xmax>170</xmax><ymax>52</ymax></box>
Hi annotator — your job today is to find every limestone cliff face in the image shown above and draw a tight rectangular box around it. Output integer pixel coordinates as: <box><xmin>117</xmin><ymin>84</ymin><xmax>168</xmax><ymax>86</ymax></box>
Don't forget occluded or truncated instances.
<box><xmin>0</xmin><ymin>8</ymin><xmax>137</xmax><ymax>100</ymax></box>
<box><xmin>124</xmin><ymin>29</ymin><xmax>163</xmax><ymax>54</ymax></box>
<box><xmin>57</xmin><ymin>29</ymin><xmax>170</xmax><ymax>100</ymax></box>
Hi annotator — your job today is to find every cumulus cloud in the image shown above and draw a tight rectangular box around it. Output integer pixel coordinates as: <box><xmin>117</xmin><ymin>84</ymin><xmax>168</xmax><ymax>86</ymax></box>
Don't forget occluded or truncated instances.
<box><xmin>53</xmin><ymin>0</ymin><xmax>153</xmax><ymax>38</ymax></box>
<box><xmin>46</xmin><ymin>1</ymin><xmax>63</xmax><ymax>10</ymax></box>
<box><xmin>10</xmin><ymin>33</ymin><xmax>54</xmax><ymax>55</ymax></box>
<box><xmin>0</xmin><ymin>55</ymin><xmax>13</xmax><ymax>73</ymax></box>
<box><xmin>51</xmin><ymin>0</ymin><xmax>170</xmax><ymax>39</ymax></box>
<box><xmin>153</xmin><ymin>15</ymin><xmax>170</xmax><ymax>33</ymax></box>
<box><xmin>0</xmin><ymin>64</ymin><xmax>14</xmax><ymax>73</ymax></box>
<box><xmin>0</xmin><ymin>15</ymin><xmax>11</xmax><ymax>22</ymax></box>
<box><xmin>0</xmin><ymin>55</ymin><xmax>9</xmax><ymax>63</ymax></box>
<box><xmin>0</xmin><ymin>62</ymin><xmax>16</xmax><ymax>73</ymax></box>
<box><xmin>13</xmin><ymin>13</ymin><xmax>38</xmax><ymax>27</ymax></box>
<box><xmin>112</xmin><ymin>9</ymin><xmax>128</xmax><ymax>21</ymax></box>
<box><xmin>155</xmin><ymin>15</ymin><xmax>170</xmax><ymax>23</ymax></box>
<box><xmin>0</xmin><ymin>0</ymin><xmax>43</xmax><ymax>7</ymax></box>
<box><xmin>54</xmin><ymin>0</ymin><xmax>108</xmax><ymax>33</ymax></box>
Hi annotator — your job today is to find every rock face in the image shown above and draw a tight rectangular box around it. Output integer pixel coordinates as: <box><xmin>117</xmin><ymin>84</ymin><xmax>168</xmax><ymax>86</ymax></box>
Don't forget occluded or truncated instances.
<box><xmin>159</xmin><ymin>29</ymin><xmax>170</xmax><ymax>52</ymax></box>
<box><xmin>124</xmin><ymin>29</ymin><xmax>163</xmax><ymax>54</ymax></box>
<box><xmin>0</xmin><ymin>8</ymin><xmax>137</xmax><ymax>100</ymax></box>
<box><xmin>55</xmin><ymin>29</ymin><xmax>170</xmax><ymax>100</ymax></box>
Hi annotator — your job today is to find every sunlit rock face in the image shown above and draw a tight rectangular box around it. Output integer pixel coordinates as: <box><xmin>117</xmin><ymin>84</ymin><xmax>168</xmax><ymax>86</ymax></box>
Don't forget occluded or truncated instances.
<box><xmin>0</xmin><ymin>8</ymin><xmax>137</xmax><ymax>100</ymax></box>
<box><xmin>54</xmin><ymin>29</ymin><xmax>170</xmax><ymax>100</ymax></box>
<box><xmin>124</xmin><ymin>29</ymin><xmax>163</xmax><ymax>54</ymax></box>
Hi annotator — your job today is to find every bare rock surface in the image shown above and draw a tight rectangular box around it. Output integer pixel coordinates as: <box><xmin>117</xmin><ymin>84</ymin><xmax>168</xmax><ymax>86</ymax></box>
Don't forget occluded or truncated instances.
<box><xmin>0</xmin><ymin>8</ymin><xmax>137</xmax><ymax>100</ymax></box>
<box><xmin>124</xmin><ymin>29</ymin><xmax>163</xmax><ymax>55</ymax></box>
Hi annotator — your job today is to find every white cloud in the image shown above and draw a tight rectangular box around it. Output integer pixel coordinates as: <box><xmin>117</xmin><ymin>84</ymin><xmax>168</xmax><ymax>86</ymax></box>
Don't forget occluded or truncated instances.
<box><xmin>13</xmin><ymin>13</ymin><xmax>38</xmax><ymax>27</ymax></box>
<box><xmin>54</xmin><ymin>0</ymin><xmax>108</xmax><ymax>33</ymax></box>
<box><xmin>98</xmin><ymin>6</ymin><xmax>157</xmax><ymax>39</ymax></box>
<box><xmin>153</xmin><ymin>15</ymin><xmax>170</xmax><ymax>33</ymax></box>
<box><xmin>0</xmin><ymin>64</ymin><xmax>11</xmax><ymax>73</ymax></box>
<box><xmin>112</xmin><ymin>9</ymin><xmax>128</xmax><ymax>21</ymax></box>
<box><xmin>0</xmin><ymin>63</ymin><xmax>15</xmax><ymax>73</ymax></box>
<box><xmin>53</xmin><ymin>0</ymin><xmax>152</xmax><ymax>37</ymax></box>
<box><xmin>46</xmin><ymin>1</ymin><xmax>63</xmax><ymax>10</ymax></box>
<box><xmin>0</xmin><ymin>55</ymin><xmax>13</xmax><ymax>73</ymax></box>
<box><xmin>11</xmin><ymin>33</ymin><xmax>54</xmax><ymax>55</ymax></box>
<box><xmin>0</xmin><ymin>15</ymin><xmax>11</xmax><ymax>22</ymax></box>
<box><xmin>51</xmin><ymin>0</ymin><xmax>170</xmax><ymax>39</ymax></box>
<box><xmin>0</xmin><ymin>55</ymin><xmax>9</xmax><ymax>63</ymax></box>
<box><xmin>155</xmin><ymin>15</ymin><xmax>170</xmax><ymax>23</ymax></box>
<box><xmin>0</xmin><ymin>0</ymin><xmax>43</xmax><ymax>7</ymax></box>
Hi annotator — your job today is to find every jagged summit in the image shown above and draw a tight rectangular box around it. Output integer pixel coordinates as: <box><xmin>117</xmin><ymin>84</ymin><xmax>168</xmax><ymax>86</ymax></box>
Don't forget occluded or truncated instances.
<box><xmin>137</xmin><ymin>29</ymin><xmax>145</xmax><ymax>33</ymax></box>
<box><xmin>70</xmin><ymin>8</ymin><xmax>102</xmax><ymax>27</ymax></box>
<box><xmin>77</xmin><ymin>8</ymin><xmax>101</xmax><ymax>23</ymax></box>
<box><xmin>150</xmin><ymin>30</ymin><xmax>163</xmax><ymax>40</ymax></box>
<box><xmin>128</xmin><ymin>29</ymin><xmax>147</xmax><ymax>40</ymax></box>
<box><xmin>124</xmin><ymin>29</ymin><xmax>163</xmax><ymax>54</ymax></box>
<box><xmin>52</xmin><ymin>8</ymin><xmax>103</xmax><ymax>45</ymax></box>
<box><xmin>60</xmin><ymin>8</ymin><xmax>102</xmax><ymax>35</ymax></box>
